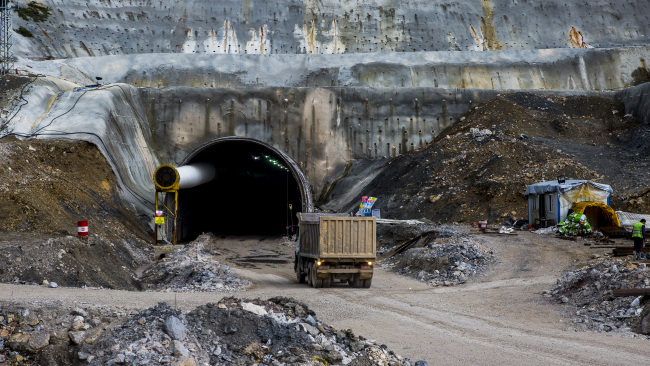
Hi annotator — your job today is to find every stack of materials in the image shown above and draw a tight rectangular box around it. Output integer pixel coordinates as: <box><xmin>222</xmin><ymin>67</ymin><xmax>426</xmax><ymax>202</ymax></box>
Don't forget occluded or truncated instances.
<box><xmin>557</xmin><ymin>212</ymin><xmax>592</xmax><ymax>236</ymax></box>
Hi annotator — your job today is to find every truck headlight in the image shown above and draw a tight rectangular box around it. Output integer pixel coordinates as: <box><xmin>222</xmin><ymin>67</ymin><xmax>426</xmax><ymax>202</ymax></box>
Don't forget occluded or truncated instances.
<box><xmin>316</xmin><ymin>261</ymin><xmax>321</xmax><ymax>266</ymax></box>
<box><xmin>368</xmin><ymin>261</ymin><xmax>372</xmax><ymax>266</ymax></box>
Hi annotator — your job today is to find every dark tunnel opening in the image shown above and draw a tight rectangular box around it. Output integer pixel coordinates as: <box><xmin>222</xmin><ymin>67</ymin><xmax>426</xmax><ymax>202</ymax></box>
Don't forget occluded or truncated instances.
<box><xmin>176</xmin><ymin>140</ymin><xmax>305</xmax><ymax>241</ymax></box>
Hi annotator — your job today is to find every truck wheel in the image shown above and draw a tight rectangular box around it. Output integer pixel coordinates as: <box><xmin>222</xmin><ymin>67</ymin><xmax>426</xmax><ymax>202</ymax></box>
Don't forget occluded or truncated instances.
<box><xmin>296</xmin><ymin>267</ymin><xmax>306</xmax><ymax>284</ymax></box>
<box><xmin>296</xmin><ymin>258</ymin><xmax>306</xmax><ymax>284</ymax></box>
<box><xmin>311</xmin><ymin>263</ymin><xmax>323</xmax><ymax>288</ymax></box>
<box><xmin>322</xmin><ymin>277</ymin><xmax>331</xmax><ymax>288</ymax></box>
<box><xmin>306</xmin><ymin>263</ymin><xmax>313</xmax><ymax>286</ymax></box>
<box><xmin>362</xmin><ymin>278</ymin><xmax>372</xmax><ymax>288</ymax></box>
<box><xmin>349</xmin><ymin>274</ymin><xmax>362</xmax><ymax>288</ymax></box>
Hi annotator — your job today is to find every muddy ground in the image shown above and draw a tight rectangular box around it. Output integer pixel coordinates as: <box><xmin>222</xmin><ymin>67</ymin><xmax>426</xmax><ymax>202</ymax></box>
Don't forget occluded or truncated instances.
<box><xmin>330</xmin><ymin>93</ymin><xmax>650</xmax><ymax>223</ymax></box>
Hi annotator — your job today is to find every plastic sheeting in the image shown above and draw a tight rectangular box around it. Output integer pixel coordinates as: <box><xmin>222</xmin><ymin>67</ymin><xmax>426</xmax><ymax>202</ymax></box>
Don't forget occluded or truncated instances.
<box><xmin>524</xmin><ymin>180</ymin><xmax>613</xmax><ymax>196</ymax></box>
<box><xmin>559</xmin><ymin>182</ymin><xmax>610</xmax><ymax>211</ymax></box>
<box><xmin>615</xmin><ymin>211</ymin><xmax>650</xmax><ymax>228</ymax></box>
<box><xmin>571</xmin><ymin>202</ymin><xmax>621</xmax><ymax>227</ymax></box>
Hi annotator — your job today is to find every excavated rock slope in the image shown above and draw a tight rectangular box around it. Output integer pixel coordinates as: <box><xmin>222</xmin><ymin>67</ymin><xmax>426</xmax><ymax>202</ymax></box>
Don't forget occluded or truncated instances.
<box><xmin>332</xmin><ymin>92</ymin><xmax>650</xmax><ymax>223</ymax></box>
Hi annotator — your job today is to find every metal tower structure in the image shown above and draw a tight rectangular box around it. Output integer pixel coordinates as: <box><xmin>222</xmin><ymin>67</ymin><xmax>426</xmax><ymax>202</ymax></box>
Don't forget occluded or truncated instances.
<box><xmin>0</xmin><ymin>0</ymin><xmax>13</xmax><ymax>75</ymax></box>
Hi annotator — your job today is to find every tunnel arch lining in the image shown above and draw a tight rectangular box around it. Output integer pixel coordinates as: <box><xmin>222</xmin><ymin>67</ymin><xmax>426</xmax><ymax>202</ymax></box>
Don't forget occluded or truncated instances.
<box><xmin>179</xmin><ymin>136</ymin><xmax>313</xmax><ymax>213</ymax></box>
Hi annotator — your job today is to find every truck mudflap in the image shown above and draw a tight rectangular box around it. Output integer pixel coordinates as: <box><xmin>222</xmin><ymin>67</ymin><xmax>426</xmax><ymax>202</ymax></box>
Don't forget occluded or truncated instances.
<box><xmin>316</xmin><ymin>268</ymin><xmax>373</xmax><ymax>279</ymax></box>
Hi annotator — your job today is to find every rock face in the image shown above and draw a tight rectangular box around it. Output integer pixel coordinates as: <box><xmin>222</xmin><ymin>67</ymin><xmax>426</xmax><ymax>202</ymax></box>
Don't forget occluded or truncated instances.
<box><xmin>550</xmin><ymin>260</ymin><xmax>650</xmax><ymax>338</ymax></box>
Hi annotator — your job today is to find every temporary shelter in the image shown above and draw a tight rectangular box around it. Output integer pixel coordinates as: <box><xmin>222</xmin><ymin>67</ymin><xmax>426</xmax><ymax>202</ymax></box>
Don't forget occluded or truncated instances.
<box><xmin>524</xmin><ymin>180</ymin><xmax>614</xmax><ymax>227</ymax></box>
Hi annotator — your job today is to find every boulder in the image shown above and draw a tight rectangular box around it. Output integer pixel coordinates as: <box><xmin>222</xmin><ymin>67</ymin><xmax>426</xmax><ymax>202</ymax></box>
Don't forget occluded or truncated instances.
<box><xmin>28</xmin><ymin>331</ymin><xmax>50</xmax><ymax>350</ymax></box>
<box><xmin>164</xmin><ymin>316</ymin><xmax>187</xmax><ymax>341</ymax></box>
<box><xmin>171</xmin><ymin>340</ymin><xmax>190</xmax><ymax>358</ymax></box>
<box><xmin>69</xmin><ymin>331</ymin><xmax>86</xmax><ymax>345</ymax></box>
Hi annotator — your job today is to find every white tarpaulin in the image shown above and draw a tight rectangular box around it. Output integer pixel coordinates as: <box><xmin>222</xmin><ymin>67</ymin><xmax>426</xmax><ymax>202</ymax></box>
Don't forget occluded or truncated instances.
<box><xmin>615</xmin><ymin>211</ymin><xmax>650</xmax><ymax>228</ymax></box>
<box><xmin>524</xmin><ymin>180</ymin><xmax>613</xmax><ymax>196</ymax></box>
<box><xmin>525</xmin><ymin>180</ymin><xmax>613</xmax><ymax>224</ymax></box>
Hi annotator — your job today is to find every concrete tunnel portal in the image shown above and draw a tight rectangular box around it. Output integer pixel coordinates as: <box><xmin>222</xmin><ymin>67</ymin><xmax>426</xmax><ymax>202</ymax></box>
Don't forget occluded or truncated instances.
<box><xmin>174</xmin><ymin>137</ymin><xmax>313</xmax><ymax>241</ymax></box>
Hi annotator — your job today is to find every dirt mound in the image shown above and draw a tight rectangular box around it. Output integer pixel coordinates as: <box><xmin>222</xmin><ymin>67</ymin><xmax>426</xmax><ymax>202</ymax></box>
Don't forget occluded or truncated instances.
<box><xmin>0</xmin><ymin>298</ymin><xmax>418</xmax><ymax>365</ymax></box>
<box><xmin>333</xmin><ymin>93</ymin><xmax>649</xmax><ymax>223</ymax></box>
<box><xmin>0</xmin><ymin>137</ymin><xmax>150</xmax><ymax>240</ymax></box>
<box><xmin>92</xmin><ymin>298</ymin><xmax>414</xmax><ymax>366</ymax></box>
<box><xmin>0</xmin><ymin>301</ymin><xmax>138</xmax><ymax>365</ymax></box>
<box><xmin>141</xmin><ymin>233</ymin><xmax>252</xmax><ymax>293</ymax></box>
<box><xmin>549</xmin><ymin>260</ymin><xmax>650</xmax><ymax>337</ymax></box>
<box><xmin>0</xmin><ymin>234</ymin><xmax>148</xmax><ymax>290</ymax></box>
<box><xmin>0</xmin><ymin>137</ymin><xmax>157</xmax><ymax>290</ymax></box>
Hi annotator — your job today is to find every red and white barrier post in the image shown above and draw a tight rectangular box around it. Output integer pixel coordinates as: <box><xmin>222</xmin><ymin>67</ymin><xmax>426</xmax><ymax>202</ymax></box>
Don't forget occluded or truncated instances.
<box><xmin>78</xmin><ymin>221</ymin><xmax>89</xmax><ymax>237</ymax></box>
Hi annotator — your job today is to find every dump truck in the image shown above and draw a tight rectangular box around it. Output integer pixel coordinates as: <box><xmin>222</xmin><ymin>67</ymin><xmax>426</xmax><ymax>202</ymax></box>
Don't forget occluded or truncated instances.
<box><xmin>295</xmin><ymin>213</ymin><xmax>376</xmax><ymax>288</ymax></box>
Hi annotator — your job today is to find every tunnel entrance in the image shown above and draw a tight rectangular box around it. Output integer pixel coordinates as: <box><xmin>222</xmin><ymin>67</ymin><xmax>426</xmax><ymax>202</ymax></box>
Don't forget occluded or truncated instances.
<box><xmin>175</xmin><ymin>137</ymin><xmax>312</xmax><ymax>241</ymax></box>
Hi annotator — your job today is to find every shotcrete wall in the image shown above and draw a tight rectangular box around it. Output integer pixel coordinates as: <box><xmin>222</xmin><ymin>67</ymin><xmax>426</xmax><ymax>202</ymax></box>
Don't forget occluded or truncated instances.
<box><xmin>43</xmin><ymin>46</ymin><xmax>650</xmax><ymax>90</ymax></box>
<box><xmin>13</xmin><ymin>0</ymin><xmax>650</xmax><ymax>59</ymax></box>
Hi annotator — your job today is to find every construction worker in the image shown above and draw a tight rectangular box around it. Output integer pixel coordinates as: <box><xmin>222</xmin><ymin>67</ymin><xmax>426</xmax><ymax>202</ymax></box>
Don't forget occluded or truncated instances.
<box><xmin>632</xmin><ymin>219</ymin><xmax>646</xmax><ymax>260</ymax></box>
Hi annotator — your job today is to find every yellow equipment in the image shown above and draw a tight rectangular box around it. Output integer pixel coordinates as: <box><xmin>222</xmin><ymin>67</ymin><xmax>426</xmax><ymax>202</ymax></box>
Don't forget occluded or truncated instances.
<box><xmin>153</xmin><ymin>164</ymin><xmax>180</xmax><ymax>245</ymax></box>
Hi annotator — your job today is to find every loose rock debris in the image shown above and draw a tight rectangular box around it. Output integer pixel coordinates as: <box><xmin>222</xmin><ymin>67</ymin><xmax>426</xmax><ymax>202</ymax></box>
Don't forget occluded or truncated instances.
<box><xmin>549</xmin><ymin>260</ymin><xmax>650</xmax><ymax>338</ymax></box>
<box><xmin>381</xmin><ymin>228</ymin><xmax>495</xmax><ymax>287</ymax></box>
<box><xmin>0</xmin><ymin>298</ymin><xmax>420</xmax><ymax>366</ymax></box>
<box><xmin>141</xmin><ymin>233</ymin><xmax>251</xmax><ymax>293</ymax></box>
<box><xmin>0</xmin><ymin>234</ymin><xmax>149</xmax><ymax>290</ymax></box>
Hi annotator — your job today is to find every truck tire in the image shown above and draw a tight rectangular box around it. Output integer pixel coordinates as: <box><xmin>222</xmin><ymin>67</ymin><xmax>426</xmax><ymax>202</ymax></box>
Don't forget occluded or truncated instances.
<box><xmin>322</xmin><ymin>276</ymin><xmax>331</xmax><ymax>288</ymax></box>
<box><xmin>362</xmin><ymin>278</ymin><xmax>372</xmax><ymax>288</ymax></box>
<box><xmin>349</xmin><ymin>274</ymin><xmax>362</xmax><ymax>288</ymax></box>
<box><xmin>306</xmin><ymin>263</ymin><xmax>313</xmax><ymax>286</ymax></box>
<box><xmin>311</xmin><ymin>263</ymin><xmax>323</xmax><ymax>288</ymax></box>
<box><xmin>296</xmin><ymin>257</ymin><xmax>306</xmax><ymax>284</ymax></box>
<box><xmin>296</xmin><ymin>268</ymin><xmax>306</xmax><ymax>284</ymax></box>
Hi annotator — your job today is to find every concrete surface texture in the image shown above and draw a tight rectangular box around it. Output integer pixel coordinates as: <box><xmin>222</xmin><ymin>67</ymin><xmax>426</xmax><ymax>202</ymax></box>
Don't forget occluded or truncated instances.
<box><xmin>5</xmin><ymin>79</ymin><xmax>159</xmax><ymax>215</ymax></box>
<box><xmin>13</xmin><ymin>0</ymin><xmax>650</xmax><ymax>59</ymax></box>
<box><xmin>25</xmin><ymin>46</ymin><xmax>650</xmax><ymax>90</ymax></box>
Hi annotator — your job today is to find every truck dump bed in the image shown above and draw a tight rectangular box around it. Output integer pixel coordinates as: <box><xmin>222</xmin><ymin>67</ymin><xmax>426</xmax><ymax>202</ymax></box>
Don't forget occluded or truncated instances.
<box><xmin>298</xmin><ymin>213</ymin><xmax>376</xmax><ymax>260</ymax></box>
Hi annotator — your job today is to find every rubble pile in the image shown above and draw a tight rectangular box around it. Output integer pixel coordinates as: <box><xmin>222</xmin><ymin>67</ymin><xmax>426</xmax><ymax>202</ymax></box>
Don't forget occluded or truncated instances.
<box><xmin>549</xmin><ymin>261</ymin><xmax>650</xmax><ymax>337</ymax></box>
<box><xmin>141</xmin><ymin>233</ymin><xmax>251</xmax><ymax>293</ymax></box>
<box><xmin>0</xmin><ymin>234</ymin><xmax>149</xmax><ymax>290</ymax></box>
<box><xmin>383</xmin><ymin>231</ymin><xmax>495</xmax><ymax>286</ymax></box>
<box><xmin>338</xmin><ymin>93</ymin><xmax>649</xmax><ymax>224</ymax></box>
<box><xmin>0</xmin><ymin>298</ymin><xmax>420</xmax><ymax>366</ymax></box>
<box><xmin>0</xmin><ymin>301</ymin><xmax>134</xmax><ymax>365</ymax></box>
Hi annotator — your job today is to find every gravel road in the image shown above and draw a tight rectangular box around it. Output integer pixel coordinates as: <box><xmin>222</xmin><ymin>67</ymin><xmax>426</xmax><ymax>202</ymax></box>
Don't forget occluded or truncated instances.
<box><xmin>1</xmin><ymin>232</ymin><xmax>648</xmax><ymax>365</ymax></box>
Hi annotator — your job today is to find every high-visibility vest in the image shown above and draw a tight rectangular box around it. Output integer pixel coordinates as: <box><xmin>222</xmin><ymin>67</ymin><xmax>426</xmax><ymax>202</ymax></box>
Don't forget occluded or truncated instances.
<box><xmin>632</xmin><ymin>222</ymin><xmax>644</xmax><ymax>238</ymax></box>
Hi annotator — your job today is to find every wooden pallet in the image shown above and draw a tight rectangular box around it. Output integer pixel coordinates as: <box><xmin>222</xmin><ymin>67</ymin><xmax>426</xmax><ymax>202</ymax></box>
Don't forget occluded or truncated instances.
<box><xmin>612</xmin><ymin>247</ymin><xmax>650</xmax><ymax>256</ymax></box>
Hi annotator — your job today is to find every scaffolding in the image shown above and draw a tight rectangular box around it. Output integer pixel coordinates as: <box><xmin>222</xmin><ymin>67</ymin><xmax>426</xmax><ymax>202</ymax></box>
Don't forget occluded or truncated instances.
<box><xmin>1</xmin><ymin>0</ymin><xmax>13</xmax><ymax>75</ymax></box>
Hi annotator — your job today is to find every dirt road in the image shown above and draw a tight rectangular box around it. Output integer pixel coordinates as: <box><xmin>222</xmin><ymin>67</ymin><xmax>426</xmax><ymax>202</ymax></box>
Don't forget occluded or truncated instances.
<box><xmin>1</xmin><ymin>232</ymin><xmax>648</xmax><ymax>365</ymax></box>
